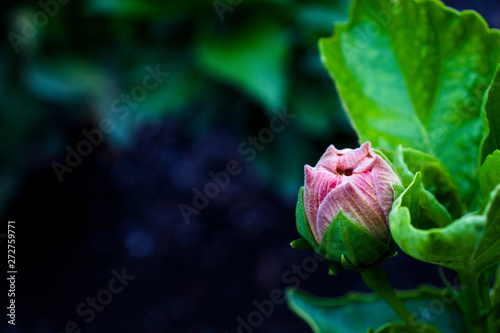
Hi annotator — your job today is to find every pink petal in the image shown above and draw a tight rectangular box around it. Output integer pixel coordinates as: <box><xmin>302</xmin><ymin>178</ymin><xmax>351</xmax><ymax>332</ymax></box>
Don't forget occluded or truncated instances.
<box><xmin>315</xmin><ymin>145</ymin><xmax>339</xmax><ymax>173</ymax></box>
<box><xmin>317</xmin><ymin>142</ymin><xmax>373</xmax><ymax>174</ymax></box>
<box><xmin>304</xmin><ymin>165</ymin><xmax>341</xmax><ymax>242</ymax></box>
<box><xmin>371</xmin><ymin>156</ymin><xmax>402</xmax><ymax>219</ymax></box>
<box><xmin>354</xmin><ymin>156</ymin><xmax>375</xmax><ymax>173</ymax></box>
<box><xmin>316</xmin><ymin>178</ymin><xmax>389</xmax><ymax>242</ymax></box>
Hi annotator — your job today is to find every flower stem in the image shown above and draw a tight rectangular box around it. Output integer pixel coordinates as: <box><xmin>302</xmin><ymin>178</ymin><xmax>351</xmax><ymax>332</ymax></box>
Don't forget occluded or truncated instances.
<box><xmin>360</xmin><ymin>264</ymin><xmax>417</xmax><ymax>328</ymax></box>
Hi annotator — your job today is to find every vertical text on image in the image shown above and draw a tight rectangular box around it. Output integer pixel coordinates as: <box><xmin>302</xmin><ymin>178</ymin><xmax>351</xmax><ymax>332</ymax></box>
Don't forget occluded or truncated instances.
<box><xmin>6</xmin><ymin>221</ymin><xmax>16</xmax><ymax>326</ymax></box>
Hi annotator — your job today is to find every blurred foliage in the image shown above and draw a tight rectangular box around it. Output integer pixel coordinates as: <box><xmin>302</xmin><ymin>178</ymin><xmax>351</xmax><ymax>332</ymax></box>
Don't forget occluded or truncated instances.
<box><xmin>1</xmin><ymin>0</ymin><xmax>356</xmax><ymax>216</ymax></box>
<box><xmin>287</xmin><ymin>287</ymin><xmax>462</xmax><ymax>333</ymax></box>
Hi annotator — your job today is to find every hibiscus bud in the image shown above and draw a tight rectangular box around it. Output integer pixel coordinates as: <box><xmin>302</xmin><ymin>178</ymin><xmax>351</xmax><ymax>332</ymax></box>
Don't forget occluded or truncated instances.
<box><xmin>305</xmin><ymin>142</ymin><xmax>401</xmax><ymax>243</ymax></box>
<box><xmin>293</xmin><ymin>142</ymin><xmax>402</xmax><ymax>270</ymax></box>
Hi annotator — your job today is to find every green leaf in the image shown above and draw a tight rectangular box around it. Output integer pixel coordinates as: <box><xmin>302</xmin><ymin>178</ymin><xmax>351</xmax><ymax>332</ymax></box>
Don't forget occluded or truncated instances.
<box><xmin>390</xmin><ymin>146</ymin><xmax>463</xmax><ymax>220</ymax></box>
<box><xmin>320</xmin><ymin>0</ymin><xmax>500</xmax><ymax>204</ymax></box>
<box><xmin>481</xmin><ymin>66</ymin><xmax>500</xmax><ymax>163</ymax></box>
<box><xmin>320</xmin><ymin>210</ymin><xmax>390</xmax><ymax>267</ymax></box>
<box><xmin>492</xmin><ymin>265</ymin><xmax>500</xmax><ymax>314</ymax></box>
<box><xmin>479</xmin><ymin>150</ymin><xmax>500</xmax><ymax>199</ymax></box>
<box><xmin>390</xmin><ymin>173</ymin><xmax>486</xmax><ymax>271</ymax></box>
<box><xmin>403</xmin><ymin>148</ymin><xmax>463</xmax><ymax>219</ymax></box>
<box><xmin>395</xmin><ymin>172</ymin><xmax>421</xmax><ymax>227</ymax></box>
<box><xmin>136</xmin><ymin>68</ymin><xmax>206</xmax><ymax>120</ymax></box>
<box><xmin>419</xmin><ymin>189</ymin><xmax>453</xmax><ymax>229</ymax></box>
<box><xmin>390</xmin><ymin>148</ymin><xmax>453</xmax><ymax>229</ymax></box>
<box><xmin>371</xmin><ymin>323</ymin><xmax>439</xmax><ymax>333</ymax></box>
<box><xmin>290</xmin><ymin>78</ymin><xmax>347</xmax><ymax>139</ymax></box>
<box><xmin>420</xmin><ymin>162</ymin><xmax>464</xmax><ymax>220</ymax></box>
<box><xmin>286</xmin><ymin>287</ymin><xmax>462</xmax><ymax>333</ymax></box>
<box><xmin>296</xmin><ymin>187</ymin><xmax>319</xmax><ymax>250</ymax></box>
<box><xmin>472</xmin><ymin>184</ymin><xmax>500</xmax><ymax>271</ymax></box>
<box><xmin>197</xmin><ymin>20</ymin><xmax>289</xmax><ymax>110</ymax></box>
<box><xmin>296</xmin><ymin>2</ymin><xmax>351</xmax><ymax>33</ymax></box>
<box><xmin>388</xmin><ymin>146</ymin><xmax>415</xmax><ymax>188</ymax></box>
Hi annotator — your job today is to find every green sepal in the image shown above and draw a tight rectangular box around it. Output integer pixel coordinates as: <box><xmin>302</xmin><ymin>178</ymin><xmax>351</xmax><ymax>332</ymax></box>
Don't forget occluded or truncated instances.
<box><xmin>341</xmin><ymin>254</ymin><xmax>357</xmax><ymax>271</ymax></box>
<box><xmin>328</xmin><ymin>262</ymin><xmax>342</xmax><ymax>276</ymax></box>
<box><xmin>295</xmin><ymin>186</ymin><xmax>319</xmax><ymax>250</ymax></box>
<box><xmin>291</xmin><ymin>238</ymin><xmax>314</xmax><ymax>252</ymax></box>
<box><xmin>380</xmin><ymin>251</ymin><xmax>398</xmax><ymax>264</ymax></box>
<box><xmin>390</xmin><ymin>173</ymin><xmax>486</xmax><ymax>271</ymax></box>
<box><xmin>319</xmin><ymin>210</ymin><xmax>391</xmax><ymax>268</ymax></box>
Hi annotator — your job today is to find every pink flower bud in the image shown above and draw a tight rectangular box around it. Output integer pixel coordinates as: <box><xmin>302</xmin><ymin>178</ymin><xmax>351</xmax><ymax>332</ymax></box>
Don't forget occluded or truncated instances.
<box><xmin>303</xmin><ymin>142</ymin><xmax>401</xmax><ymax>244</ymax></box>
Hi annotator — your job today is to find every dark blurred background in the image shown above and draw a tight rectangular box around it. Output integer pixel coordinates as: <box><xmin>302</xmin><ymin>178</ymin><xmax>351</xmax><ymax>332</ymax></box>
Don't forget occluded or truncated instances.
<box><xmin>1</xmin><ymin>0</ymin><xmax>499</xmax><ymax>332</ymax></box>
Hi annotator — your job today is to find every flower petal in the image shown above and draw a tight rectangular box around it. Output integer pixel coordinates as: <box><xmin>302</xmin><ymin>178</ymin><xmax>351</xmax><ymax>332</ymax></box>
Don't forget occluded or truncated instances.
<box><xmin>371</xmin><ymin>156</ymin><xmax>402</xmax><ymax>218</ymax></box>
<box><xmin>315</xmin><ymin>145</ymin><xmax>339</xmax><ymax>173</ymax></box>
<box><xmin>317</xmin><ymin>142</ymin><xmax>373</xmax><ymax>173</ymax></box>
<box><xmin>304</xmin><ymin>165</ymin><xmax>341</xmax><ymax>242</ymax></box>
<box><xmin>316</xmin><ymin>179</ymin><xmax>389</xmax><ymax>242</ymax></box>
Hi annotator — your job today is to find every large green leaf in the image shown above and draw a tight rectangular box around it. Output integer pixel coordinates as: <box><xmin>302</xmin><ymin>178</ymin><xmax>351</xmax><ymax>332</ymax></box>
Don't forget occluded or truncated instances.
<box><xmin>481</xmin><ymin>66</ymin><xmax>500</xmax><ymax>163</ymax></box>
<box><xmin>287</xmin><ymin>287</ymin><xmax>462</xmax><ymax>333</ymax></box>
<box><xmin>472</xmin><ymin>185</ymin><xmax>500</xmax><ymax>271</ymax></box>
<box><xmin>320</xmin><ymin>0</ymin><xmax>500</xmax><ymax>204</ymax></box>
<box><xmin>389</xmin><ymin>173</ymin><xmax>486</xmax><ymax>271</ymax></box>
<box><xmin>479</xmin><ymin>150</ymin><xmax>500</xmax><ymax>199</ymax></box>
